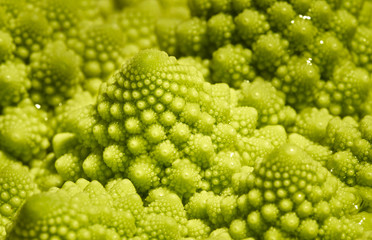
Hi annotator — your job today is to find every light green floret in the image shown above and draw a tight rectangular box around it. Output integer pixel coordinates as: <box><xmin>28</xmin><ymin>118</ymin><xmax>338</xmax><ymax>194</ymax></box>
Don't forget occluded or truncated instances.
<box><xmin>0</xmin><ymin>0</ymin><xmax>27</xmax><ymax>24</ymax></box>
<box><xmin>325</xmin><ymin>116</ymin><xmax>361</xmax><ymax>152</ymax></box>
<box><xmin>208</xmin><ymin>227</ymin><xmax>234</xmax><ymax>240</ymax></box>
<box><xmin>317</xmin><ymin>61</ymin><xmax>371</xmax><ymax>116</ymax></box>
<box><xmin>309</xmin><ymin>32</ymin><xmax>348</xmax><ymax>80</ymax></box>
<box><xmin>185</xmin><ymin>134</ymin><xmax>215</xmax><ymax>169</ymax></box>
<box><xmin>188</xmin><ymin>0</ymin><xmax>233</xmax><ymax>18</ymax></box>
<box><xmin>320</xmin><ymin>216</ymin><xmax>363</xmax><ymax>240</ymax></box>
<box><xmin>210</xmin><ymin>44</ymin><xmax>255</xmax><ymax>88</ymax></box>
<box><xmin>169</xmin><ymin>122</ymin><xmax>191</xmax><ymax>146</ymax></box>
<box><xmin>231</xmin><ymin>0</ymin><xmax>252</xmax><ymax>14</ymax></box>
<box><xmin>185</xmin><ymin>190</ymin><xmax>215</xmax><ymax>220</ymax></box>
<box><xmin>246</xmin><ymin>210</ymin><xmax>268</xmax><ymax>236</ymax></box>
<box><xmin>288</xmin><ymin>108</ymin><xmax>333</xmax><ymax>142</ymax></box>
<box><xmin>307</xmin><ymin>0</ymin><xmax>334</xmax><ymax>30</ymax></box>
<box><xmin>230</xmin><ymin>106</ymin><xmax>257</xmax><ymax>137</ymax></box>
<box><xmin>53</xmin><ymin>131</ymin><xmax>100</xmax><ymax>183</ymax></box>
<box><xmin>123</xmin><ymin>0</ymin><xmax>163</xmax><ymax>17</ymax></box>
<box><xmin>107</xmin><ymin>178</ymin><xmax>145</xmax><ymax>221</ymax></box>
<box><xmin>0</xmin><ymin>8</ymin><xmax>9</xmax><ymax>30</ymax></box>
<box><xmin>53</xmin><ymin>119</ymin><xmax>97</xmax><ymax>183</ymax></box>
<box><xmin>236</xmin><ymin>137</ymin><xmax>275</xmax><ymax>166</ymax></box>
<box><xmin>0</xmin><ymin>151</ymin><xmax>39</xmax><ymax>237</ymax></box>
<box><xmin>354</xmin><ymin>186</ymin><xmax>372</xmax><ymax>214</ymax></box>
<box><xmin>55</xmin><ymin>92</ymin><xmax>97</xmax><ymax>148</ymax></box>
<box><xmin>205</xmin><ymin>151</ymin><xmax>242</xmax><ymax>193</ymax></box>
<box><xmin>186</xmin><ymin>219</ymin><xmax>211</xmax><ymax>239</ymax></box>
<box><xmin>273</xmin><ymin>55</ymin><xmax>321</xmax><ymax>110</ymax></box>
<box><xmin>137</xmin><ymin>190</ymin><xmax>186</xmax><ymax>239</ymax></box>
<box><xmin>30</xmin><ymin>151</ymin><xmax>64</xmax><ymax>191</ymax></box>
<box><xmin>350</xmin><ymin>26</ymin><xmax>372</xmax><ymax>72</ymax></box>
<box><xmin>340</xmin><ymin>0</ymin><xmax>365</xmax><ymax>17</ymax></box>
<box><xmin>209</xmin><ymin>0</ymin><xmax>233</xmax><ymax>16</ymax></box>
<box><xmin>280</xmin><ymin>212</ymin><xmax>300</xmax><ymax>233</ymax></box>
<box><xmin>229</xmin><ymin>218</ymin><xmax>250</xmax><ymax>239</ymax></box>
<box><xmin>352</xmin><ymin>137</ymin><xmax>372</xmax><ymax>163</ymax></box>
<box><xmin>9</xmin><ymin>9</ymin><xmax>52</xmax><ymax>60</ymax></box>
<box><xmin>353</xmin><ymin>212</ymin><xmax>372</xmax><ymax>238</ymax></box>
<box><xmin>207</xmin><ymin>13</ymin><xmax>236</xmax><ymax>51</ymax></box>
<box><xmin>358</xmin><ymin>1</ymin><xmax>372</xmax><ymax>28</ymax></box>
<box><xmin>324</xmin><ymin>116</ymin><xmax>372</xmax><ymax>162</ymax></box>
<box><xmin>209</xmin><ymin>83</ymin><xmax>238</xmax><ymax>123</ymax></box>
<box><xmin>85</xmin><ymin>0</ymin><xmax>112</xmax><ymax>20</ymax></box>
<box><xmin>9</xmin><ymin>179</ymin><xmax>138</xmax><ymax>240</ymax></box>
<box><xmin>288</xmin><ymin>133</ymin><xmax>332</xmax><ymax>166</ymax></box>
<box><xmin>0</xmin><ymin>61</ymin><xmax>30</xmax><ymax>108</ymax></box>
<box><xmin>356</xmin><ymin>162</ymin><xmax>372</xmax><ymax>187</ymax></box>
<box><xmin>91</xmin><ymin>49</ymin><xmax>241</xmax><ymax>188</ymax></box>
<box><xmin>326</xmin><ymin>150</ymin><xmax>372</xmax><ymax>188</ymax></box>
<box><xmin>234</xmin><ymin>9</ymin><xmax>270</xmax><ymax>47</ymax></box>
<box><xmin>115</xmin><ymin>5</ymin><xmax>159</xmax><ymax>53</ymax></box>
<box><xmin>128</xmin><ymin>155</ymin><xmax>161</xmax><ymax>193</ymax></box>
<box><xmin>159</xmin><ymin>0</ymin><xmax>190</xmax><ymax>20</ymax></box>
<box><xmin>137</xmin><ymin>213</ymin><xmax>181</xmax><ymax>240</ymax></box>
<box><xmin>145</xmin><ymin>189</ymin><xmax>188</xmax><ymax>236</ymax></box>
<box><xmin>361</xmin><ymin>90</ymin><xmax>372</xmax><ymax>116</ymax></box>
<box><xmin>79</xmin><ymin>24</ymin><xmax>126</xmax><ymax>79</ymax></box>
<box><xmin>29</xmin><ymin>41</ymin><xmax>82</xmax><ymax>107</ymax></box>
<box><xmin>205</xmin><ymin>194</ymin><xmax>238</xmax><ymax>228</ymax></box>
<box><xmin>187</xmin><ymin>0</ymin><xmax>213</xmax><ymax>18</ymax></box>
<box><xmin>253</xmin><ymin>125</ymin><xmax>287</xmax><ymax>148</ymax></box>
<box><xmin>151</xmin><ymin>139</ymin><xmax>179</xmax><ymax>166</ymax></box>
<box><xmin>38</xmin><ymin>0</ymin><xmax>84</xmax><ymax>41</ymax></box>
<box><xmin>176</xmin><ymin>18</ymin><xmax>208</xmax><ymax>57</ymax></box>
<box><xmin>231</xmin><ymin>166</ymin><xmax>255</xmax><ymax>194</ymax></box>
<box><xmin>326</xmin><ymin>151</ymin><xmax>359</xmax><ymax>186</ymax></box>
<box><xmin>239</xmin><ymin>78</ymin><xmax>296</xmax><ymax>127</ymax></box>
<box><xmin>359</xmin><ymin>115</ymin><xmax>372</xmax><ymax>143</ymax></box>
<box><xmin>265</xmin><ymin>227</ymin><xmax>289</xmax><ymax>240</ymax></box>
<box><xmin>165</xmin><ymin>158</ymin><xmax>202</xmax><ymax>198</ymax></box>
<box><xmin>55</xmin><ymin>149</ymin><xmax>86</xmax><ymax>182</ymax></box>
<box><xmin>83</xmin><ymin>151</ymin><xmax>114</xmax><ymax>183</ymax></box>
<box><xmin>0</xmin><ymin>30</ymin><xmax>14</xmax><ymax>63</ymax></box>
<box><xmin>267</xmin><ymin>1</ymin><xmax>296</xmax><ymax>32</ymax></box>
<box><xmin>330</xmin><ymin>9</ymin><xmax>357</xmax><ymax>44</ymax></box>
<box><xmin>284</xmin><ymin>16</ymin><xmax>317</xmax><ymax>52</ymax></box>
<box><xmin>178</xmin><ymin>56</ymin><xmax>211</xmax><ymax>82</ymax></box>
<box><xmin>248</xmin><ymin>143</ymin><xmax>365</xmax><ymax>239</ymax></box>
<box><xmin>252</xmin><ymin>32</ymin><xmax>289</xmax><ymax>75</ymax></box>
<box><xmin>0</xmin><ymin>101</ymin><xmax>51</xmax><ymax>163</ymax></box>
<box><xmin>156</xmin><ymin>18</ymin><xmax>182</xmax><ymax>57</ymax></box>
<box><xmin>289</xmin><ymin>0</ymin><xmax>312</xmax><ymax>14</ymax></box>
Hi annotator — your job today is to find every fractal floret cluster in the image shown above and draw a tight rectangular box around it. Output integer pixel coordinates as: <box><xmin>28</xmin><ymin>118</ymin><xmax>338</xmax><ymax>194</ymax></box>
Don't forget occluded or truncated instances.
<box><xmin>0</xmin><ymin>0</ymin><xmax>371</xmax><ymax>239</ymax></box>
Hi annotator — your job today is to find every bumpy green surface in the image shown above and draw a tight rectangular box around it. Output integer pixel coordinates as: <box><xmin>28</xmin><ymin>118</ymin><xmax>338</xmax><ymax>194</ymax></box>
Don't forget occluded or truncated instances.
<box><xmin>0</xmin><ymin>0</ymin><xmax>371</xmax><ymax>239</ymax></box>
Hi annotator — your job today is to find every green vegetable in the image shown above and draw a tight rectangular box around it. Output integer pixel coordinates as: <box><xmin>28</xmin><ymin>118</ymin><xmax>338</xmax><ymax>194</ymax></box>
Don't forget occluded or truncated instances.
<box><xmin>0</xmin><ymin>0</ymin><xmax>371</xmax><ymax>239</ymax></box>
